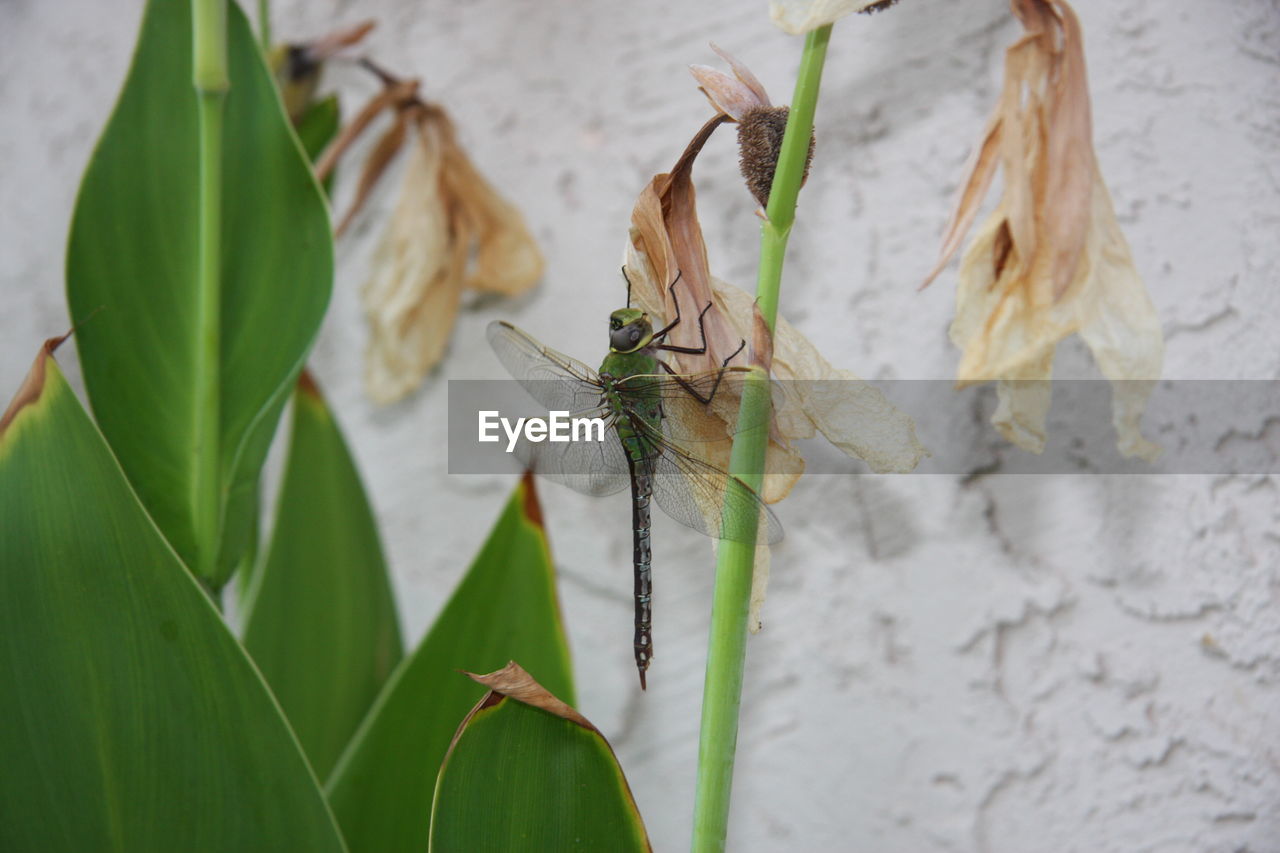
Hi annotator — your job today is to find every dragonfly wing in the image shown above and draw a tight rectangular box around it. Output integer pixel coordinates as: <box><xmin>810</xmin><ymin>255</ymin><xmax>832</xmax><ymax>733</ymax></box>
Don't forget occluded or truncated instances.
<box><xmin>487</xmin><ymin>321</ymin><xmax>607</xmax><ymax>413</ymax></box>
<box><xmin>617</xmin><ymin>368</ymin><xmax>784</xmax><ymax>443</ymax></box>
<box><xmin>646</xmin><ymin>433</ymin><xmax>783</xmax><ymax>546</ymax></box>
<box><xmin>513</xmin><ymin>408</ymin><xmax>630</xmax><ymax>497</ymax></box>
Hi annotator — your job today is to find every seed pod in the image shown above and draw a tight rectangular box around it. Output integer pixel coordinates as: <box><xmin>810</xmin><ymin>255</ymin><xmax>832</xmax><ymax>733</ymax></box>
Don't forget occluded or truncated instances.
<box><xmin>736</xmin><ymin>105</ymin><xmax>815</xmax><ymax>209</ymax></box>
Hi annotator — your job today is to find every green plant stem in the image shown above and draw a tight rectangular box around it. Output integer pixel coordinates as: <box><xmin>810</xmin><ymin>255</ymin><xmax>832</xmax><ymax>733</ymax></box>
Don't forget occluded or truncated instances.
<box><xmin>691</xmin><ymin>24</ymin><xmax>832</xmax><ymax>853</ymax></box>
<box><xmin>192</xmin><ymin>0</ymin><xmax>228</xmax><ymax>585</ymax></box>
<box><xmin>257</xmin><ymin>0</ymin><xmax>272</xmax><ymax>55</ymax></box>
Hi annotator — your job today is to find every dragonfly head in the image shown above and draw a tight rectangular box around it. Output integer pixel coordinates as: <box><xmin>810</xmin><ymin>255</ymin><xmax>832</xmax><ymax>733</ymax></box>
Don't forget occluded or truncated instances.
<box><xmin>608</xmin><ymin>308</ymin><xmax>653</xmax><ymax>353</ymax></box>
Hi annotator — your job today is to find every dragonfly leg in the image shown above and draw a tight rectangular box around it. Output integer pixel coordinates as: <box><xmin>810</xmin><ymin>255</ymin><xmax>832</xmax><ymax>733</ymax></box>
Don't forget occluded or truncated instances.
<box><xmin>653</xmin><ymin>275</ymin><xmax>748</xmax><ymax>364</ymax></box>
<box><xmin>651</xmin><ymin>270</ymin><xmax>688</xmax><ymax>340</ymax></box>
<box><xmin>657</xmin><ymin>337</ymin><xmax>748</xmax><ymax>405</ymax></box>
<box><xmin>655</xmin><ymin>300</ymin><xmax>716</xmax><ymax>355</ymax></box>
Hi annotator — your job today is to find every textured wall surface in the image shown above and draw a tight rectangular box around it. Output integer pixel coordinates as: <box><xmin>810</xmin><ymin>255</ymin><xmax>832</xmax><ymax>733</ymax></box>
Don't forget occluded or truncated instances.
<box><xmin>2</xmin><ymin>1</ymin><xmax>1277</xmax><ymax>850</ymax></box>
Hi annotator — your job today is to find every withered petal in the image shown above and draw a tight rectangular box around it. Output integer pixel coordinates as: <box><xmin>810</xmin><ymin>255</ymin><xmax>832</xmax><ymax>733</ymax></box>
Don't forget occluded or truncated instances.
<box><xmin>920</xmin><ymin>114</ymin><xmax>1003</xmax><ymax>289</ymax></box>
<box><xmin>437</xmin><ymin>128</ymin><xmax>543</xmax><ymax>295</ymax></box>
<box><xmin>362</xmin><ymin>127</ymin><xmax>462</xmax><ymax>403</ymax></box>
<box><xmin>335</xmin><ymin>108</ymin><xmax>410</xmax><ymax>237</ymax></box>
<box><xmin>689</xmin><ymin>65</ymin><xmax>761</xmax><ymax>122</ymax></box>
<box><xmin>315</xmin><ymin>78</ymin><xmax>419</xmax><ymax>183</ymax></box>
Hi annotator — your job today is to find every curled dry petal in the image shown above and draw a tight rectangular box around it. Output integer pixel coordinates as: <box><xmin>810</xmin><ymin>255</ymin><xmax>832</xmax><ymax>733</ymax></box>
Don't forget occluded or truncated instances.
<box><xmin>438</xmin><ymin>125</ymin><xmax>545</xmax><ymax>296</ymax></box>
<box><xmin>689</xmin><ymin>43</ymin><xmax>771</xmax><ymax>120</ymax></box>
<box><xmin>926</xmin><ymin>0</ymin><xmax>1162</xmax><ymax>459</ymax></box>
<box><xmin>301</xmin><ymin>20</ymin><xmax>376</xmax><ymax>66</ymax></box>
<box><xmin>689</xmin><ymin>66</ymin><xmax>761</xmax><ymax>122</ymax></box>
<box><xmin>335</xmin><ymin>109</ymin><xmax>409</xmax><ymax>237</ymax></box>
<box><xmin>627</xmin><ymin>116</ymin><xmax>742</xmax><ymax>374</ymax></box>
<box><xmin>315</xmin><ymin>78</ymin><xmax>420</xmax><ymax>183</ymax></box>
<box><xmin>769</xmin><ymin>0</ymin><xmax>900</xmax><ymax>35</ymax></box>
<box><xmin>362</xmin><ymin>109</ymin><xmax>543</xmax><ymax>403</ymax></box>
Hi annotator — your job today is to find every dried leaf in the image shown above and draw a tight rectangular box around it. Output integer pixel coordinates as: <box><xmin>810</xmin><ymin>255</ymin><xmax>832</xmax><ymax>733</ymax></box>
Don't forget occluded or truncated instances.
<box><xmin>626</xmin><ymin>115</ymin><xmax>741</xmax><ymax>371</ymax></box>
<box><xmin>464</xmin><ymin>663</ymin><xmax>591</xmax><ymax>728</ymax></box>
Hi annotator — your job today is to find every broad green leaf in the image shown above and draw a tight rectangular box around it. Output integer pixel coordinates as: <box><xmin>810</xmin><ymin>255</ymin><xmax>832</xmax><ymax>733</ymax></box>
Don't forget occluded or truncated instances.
<box><xmin>0</xmin><ymin>342</ymin><xmax>346</xmax><ymax>853</ymax></box>
<box><xmin>234</xmin><ymin>95</ymin><xmax>341</xmax><ymax>603</ymax></box>
<box><xmin>326</xmin><ymin>474</ymin><xmax>574</xmax><ymax>853</ymax></box>
<box><xmin>66</xmin><ymin>0</ymin><xmax>332</xmax><ymax>586</ymax></box>
<box><xmin>430</xmin><ymin>663</ymin><xmax>650</xmax><ymax>852</ymax></box>
<box><xmin>241</xmin><ymin>372</ymin><xmax>403</xmax><ymax>779</ymax></box>
<box><xmin>296</xmin><ymin>93</ymin><xmax>340</xmax><ymax>194</ymax></box>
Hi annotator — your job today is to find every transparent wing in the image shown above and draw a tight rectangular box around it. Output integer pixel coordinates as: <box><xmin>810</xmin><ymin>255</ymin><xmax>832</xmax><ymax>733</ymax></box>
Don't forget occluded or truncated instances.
<box><xmin>616</xmin><ymin>368</ymin><xmax>784</xmax><ymax>443</ymax></box>
<box><xmin>512</xmin><ymin>406</ymin><xmax>630</xmax><ymax>497</ymax></box>
<box><xmin>635</xmin><ymin>420</ymin><xmax>783</xmax><ymax>546</ymax></box>
<box><xmin>487</xmin><ymin>321</ymin><xmax>607</xmax><ymax>414</ymax></box>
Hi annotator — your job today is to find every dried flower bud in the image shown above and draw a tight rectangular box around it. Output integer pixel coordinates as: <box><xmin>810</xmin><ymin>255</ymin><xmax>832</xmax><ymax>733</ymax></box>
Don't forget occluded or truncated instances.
<box><xmin>690</xmin><ymin>46</ymin><xmax>816</xmax><ymax>209</ymax></box>
<box><xmin>270</xmin><ymin>20</ymin><xmax>375</xmax><ymax>123</ymax></box>
<box><xmin>737</xmin><ymin>105</ymin><xmax>815</xmax><ymax>209</ymax></box>
<box><xmin>771</xmin><ymin>0</ymin><xmax>905</xmax><ymax>34</ymax></box>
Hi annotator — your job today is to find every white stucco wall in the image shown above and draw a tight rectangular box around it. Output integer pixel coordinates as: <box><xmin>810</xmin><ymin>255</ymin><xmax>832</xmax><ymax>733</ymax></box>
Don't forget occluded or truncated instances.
<box><xmin>2</xmin><ymin>1</ymin><xmax>1276</xmax><ymax>850</ymax></box>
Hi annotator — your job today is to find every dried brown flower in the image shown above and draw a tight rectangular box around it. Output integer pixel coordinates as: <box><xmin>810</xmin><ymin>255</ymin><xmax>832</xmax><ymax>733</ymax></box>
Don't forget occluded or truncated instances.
<box><xmin>922</xmin><ymin>0</ymin><xmax>1163</xmax><ymax>460</ymax></box>
<box><xmin>362</xmin><ymin>105</ymin><xmax>543</xmax><ymax>403</ymax></box>
<box><xmin>317</xmin><ymin>67</ymin><xmax>543</xmax><ymax>403</ymax></box>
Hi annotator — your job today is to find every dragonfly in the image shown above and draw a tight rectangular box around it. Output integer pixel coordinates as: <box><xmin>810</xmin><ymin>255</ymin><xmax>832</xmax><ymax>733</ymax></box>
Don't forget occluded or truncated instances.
<box><xmin>487</xmin><ymin>279</ymin><xmax>783</xmax><ymax>688</ymax></box>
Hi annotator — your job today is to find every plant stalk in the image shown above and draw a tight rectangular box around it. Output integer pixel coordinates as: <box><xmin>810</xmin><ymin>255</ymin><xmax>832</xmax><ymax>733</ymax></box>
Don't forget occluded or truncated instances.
<box><xmin>691</xmin><ymin>24</ymin><xmax>833</xmax><ymax>853</ymax></box>
<box><xmin>192</xmin><ymin>0</ymin><xmax>228</xmax><ymax>586</ymax></box>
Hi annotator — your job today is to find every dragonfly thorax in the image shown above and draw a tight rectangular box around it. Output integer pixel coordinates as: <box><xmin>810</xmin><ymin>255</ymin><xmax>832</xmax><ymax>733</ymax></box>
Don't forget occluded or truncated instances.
<box><xmin>608</xmin><ymin>308</ymin><xmax>654</xmax><ymax>354</ymax></box>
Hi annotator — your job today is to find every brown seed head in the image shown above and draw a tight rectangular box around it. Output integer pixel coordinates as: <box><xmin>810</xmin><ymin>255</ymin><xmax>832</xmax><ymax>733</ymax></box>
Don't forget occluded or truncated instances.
<box><xmin>737</xmin><ymin>106</ymin><xmax>815</xmax><ymax>209</ymax></box>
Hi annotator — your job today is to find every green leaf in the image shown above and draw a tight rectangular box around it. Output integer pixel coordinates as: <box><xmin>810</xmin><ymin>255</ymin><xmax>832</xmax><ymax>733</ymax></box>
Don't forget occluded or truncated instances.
<box><xmin>326</xmin><ymin>474</ymin><xmax>574</xmax><ymax>853</ymax></box>
<box><xmin>66</xmin><ymin>0</ymin><xmax>332</xmax><ymax>586</ymax></box>
<box><xmin>241</xmin><ymin>372</ymin><xmax>403</xmax><ymax>779</ymax></box>
<box><xmin>295</xmin><ymin>93</ymin><xmax>340</xmax><ymax>194</ymax></box>
<box><xmin>430</xmin><ymin>663</ymin><xmax>650</xmax><ymax>852</ymax></box>
<box><xmin>0</xmin><ymin>342</ymin><xmax>346</xmax><ymax>853</ymax></box>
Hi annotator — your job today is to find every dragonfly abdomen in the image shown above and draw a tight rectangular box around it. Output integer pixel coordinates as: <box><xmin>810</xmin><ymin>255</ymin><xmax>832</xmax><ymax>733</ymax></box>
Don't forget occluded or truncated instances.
<box><xmin>627</xmin><ymin>452</ymin><xmax>656</xmax><ymax>689</ymax></box>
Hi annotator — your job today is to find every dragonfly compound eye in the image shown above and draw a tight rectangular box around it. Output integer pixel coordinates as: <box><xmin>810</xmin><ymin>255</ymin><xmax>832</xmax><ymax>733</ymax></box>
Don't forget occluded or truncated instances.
<box><xmin>630</xmin><ymin>328</ymin><xmax>641</xmax><ymax>343</ymax></box>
